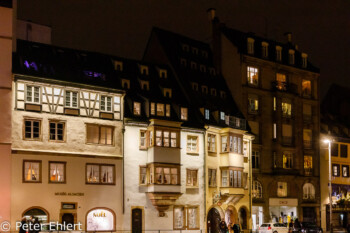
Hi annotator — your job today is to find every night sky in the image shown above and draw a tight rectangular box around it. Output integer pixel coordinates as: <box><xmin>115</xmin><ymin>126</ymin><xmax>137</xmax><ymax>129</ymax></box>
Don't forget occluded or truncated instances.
<box><xmin>17</xmin><ymin>0</ymin><xmax>350</xmax><ymax>97</ymax></box>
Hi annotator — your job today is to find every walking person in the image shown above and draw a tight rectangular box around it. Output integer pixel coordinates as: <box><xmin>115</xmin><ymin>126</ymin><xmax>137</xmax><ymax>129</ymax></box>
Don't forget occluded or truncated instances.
<box><xmin>33</xmin><ymin>217</ymin><xmax>40</xmax><ymax>233</ymax></box>
<box><xmin>219</xmin><ymin>218</ymin><xmax>228</xmax><ymax>233</ymax></box>
<box><xmin>19</xmin><ymin>217</ymin><xmax>27</xmax><ymax>233</ymax></box>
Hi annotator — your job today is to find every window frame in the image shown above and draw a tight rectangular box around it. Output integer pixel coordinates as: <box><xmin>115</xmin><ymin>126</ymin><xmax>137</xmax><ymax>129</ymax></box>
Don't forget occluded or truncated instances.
<box><xmin>252</xmin><ymin>150</ymin><xmax>260</xmax><ymax>169</ymax></box>
<box><xmin>139</xmin><ymin>130</ymin><xmax>147</xmax><ymax>150</ymax></box>
<box><xmin>86</xmin><ymin>124</ymin><xmax>114</xmax><ymax>146</ymax></box>
<box><xmin>252</xmin><ymin>180</ymin><xmax>263</xmax><ymax>199</ymax></box>
<box><xmin>332</xmin><ymin>164</ymin><xmax>340</xmax><ymax>177</ymax></box>
<box><xmin>100</xmin><ymin>95</ymin><xmax>113</xmax><ymax>112</ymax></box>
<box><xmin>342</xmin><ymin>165</ymin><xmax>349</xmax><ymax>178</ymax></box>
<box><xmin>133</xmin><ymin>102</ymin><xmax>141</xmax><ymax>116</ymax></box>
<box><xmin>139</xmin><ymin>166</ymin><xmax>147</xmax><ymax>185</ymax></box>
<box><xmin>283</xmin><ymin>152</ymin><xmax>293</xmax><ymax>169</ymax></box>
<box><xmin>48</xmin><ymin>161</ymin><xmax>66</xmax><ymax>184</ymax></box>
<box><xmin>220</xmin><ymin>167</ymin><xmax>243</xmax><ymax>188</ymax></box>
<box><xmin>23</xmin><ymin>118</ymin><xmax>42</xmax><ymax>141</ymax></box>
<box><xmin>86</xmin><ymin>163</ymin><xmax>116</xmax><ymax>185</ymax></box>
<box><xmin>208</xmin><ymin>168</ymin><xmax>217</xmax><ymax>187</ymax></box>
<box><xmin>248</xmin><ymin>94</ymin><xmax>259</xmax><ymax>114</ymax></box>
<box><xmin>49</xmin><ymin>120</ymin><xmax>66</xmax><ymax>142</ymax></box>
<box><xmin>207</xmin><ymin>134</ymin><xmax>216</xmax><ymax>153</ymax></box>
<box><xmin>187</xmin><ymin>135</ymin><xmax>199</xmax><ymax>154</ymax></box>
<box><xmin>247</xmin><ymin>66</ymin><xmax>259</xmax><ymax>86</ymax></box>
<box><xmin>340</xmin><ymin>144</ymin><xmax>348</xmax><ymax>158</ymax></box>
<box><xmin>186</xmin><ymin>169</ymin><xmax>198</xmax><ymax>187</ymax></box>
<box><xmin>277</xmin><ymin>182</ymin><xmax>288</xmax><ymax>197</ymax></box>
<box><xmin>23</xmin><ymin>160</ymin><xmax>42</xmax><ymax>183</ymax></box>
<box><xmin>181</xmin><ymin>107</ymin><xmax>188</xmax><ymax>121</ymax></box>
<box><xmin>64</xmin><ymin>90</ymin><xmax>79</xmax><ymax>108</ymax></box>
<box><xmin>187</xmin><ymin>206</ymin><xmax>200</xmax><ymax>230</ymax></box>
<box><xmin>25</xmin><ymin>85</ymin><xmax>41</xmax><ymax>104</ymax></box>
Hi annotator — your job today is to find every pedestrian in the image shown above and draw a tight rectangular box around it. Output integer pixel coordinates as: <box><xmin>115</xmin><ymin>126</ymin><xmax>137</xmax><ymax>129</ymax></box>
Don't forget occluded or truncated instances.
<box><xmin>233</xmin><ymin>223</ymin><xmax>239</xmax><ymax>233</ymax></box>
<box><xmin>219</xmin><ymin>218</ymin><xmax>228</xmax><ymax>233</ymax></box>
<box><xmin>28</xmin><ymin>216</ymin><xmax>34</xmax><ymax>233</ymax></box>
<box><xmin>33</xmin><ymin>217</ymin><xmax>40</xmax><ymax>233</ymax></box>
<box><xmin>19</xmin><ymin>217</ymin><xmax>27</xmax><ymax>233</ymax></box>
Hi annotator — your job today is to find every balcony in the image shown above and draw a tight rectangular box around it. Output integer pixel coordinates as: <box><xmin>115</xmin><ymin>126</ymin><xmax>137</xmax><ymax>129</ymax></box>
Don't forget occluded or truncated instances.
<box><xmin>225</xmin><ymin>115</ymin><xmax>246</xmax><ymax>130</ymax></box>
<box><xmin>271</xmin><ymin>81</ymin><xmax>298</xmax><ymax>94</ymax></box>
<box><xmin>282</xmin><ymin>136</ymin><xmax>293</xmax><ymax>146</ymax></box>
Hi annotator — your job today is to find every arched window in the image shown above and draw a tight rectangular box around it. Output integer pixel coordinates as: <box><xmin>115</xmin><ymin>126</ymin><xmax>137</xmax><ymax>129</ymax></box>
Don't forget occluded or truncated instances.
<box><xmin>303</xmin><ymin>183</ymin><xmax>315</xmax><ymax>199</ymax></box>
<box><xmin>22</xmin><ymin>207</ymin><xmax>49</xmax><ymax>223</ymax></box>
<box><xmin>252</xmin><ymin>181</ymin><xmax>263</xmax><ymax>199</ymax></box>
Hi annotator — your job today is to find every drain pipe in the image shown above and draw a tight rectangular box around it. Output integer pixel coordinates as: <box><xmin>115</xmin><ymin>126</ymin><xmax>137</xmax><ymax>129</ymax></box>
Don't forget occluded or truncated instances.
<box><xmin>203</xmin><ymin>126</ymin><xmax>208</xmax><ymax>232</ymax></box>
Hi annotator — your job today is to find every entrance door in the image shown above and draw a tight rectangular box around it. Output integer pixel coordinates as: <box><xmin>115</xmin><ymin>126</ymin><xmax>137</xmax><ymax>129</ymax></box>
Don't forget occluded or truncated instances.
<box><xmin>302</xmin><ymin>207</ymin><xmax>316</xmax><ymax>223</ymax></box>
<box><xmin>239</xmin><ymin>208</ymin><xmax>247</xmax><ymax>230</ymax></box>
<box><xmin>207</xmin><ymin>208</ymin><xmax>221</xmax><ymax>233</ymax></box>
<box><xmin>62</xmin><ymin>213</ymin><xmax>74</xmax><ymax>230</ymax></box>
<box><xmin>132</xmin><ymin>208</ymin><xmax>142</xmax><ymax>233</ymax></box>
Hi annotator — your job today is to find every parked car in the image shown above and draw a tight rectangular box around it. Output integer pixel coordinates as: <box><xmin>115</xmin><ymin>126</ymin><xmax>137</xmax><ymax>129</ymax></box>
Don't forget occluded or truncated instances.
<box><xmin>299</xmin><ymin>222</ymin><xmax>323</xmax><ymax>233</ymax></box>
<box><xmin>259</xmin><ymin>223</ymin><xmax>289</xmax><ymax>233</ymax></box>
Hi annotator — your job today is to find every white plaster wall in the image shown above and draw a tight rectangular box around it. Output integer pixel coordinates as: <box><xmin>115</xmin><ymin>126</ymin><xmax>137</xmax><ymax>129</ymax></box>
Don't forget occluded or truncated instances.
<box><xmin>11</xmin><ymin>153</ymin><xmax>123</xmax><ymax>231</ymax></box>
<box><xmin>123</xmin><ymin>125</ymin><xmax>205</xmax><ymax>231</ymax></box>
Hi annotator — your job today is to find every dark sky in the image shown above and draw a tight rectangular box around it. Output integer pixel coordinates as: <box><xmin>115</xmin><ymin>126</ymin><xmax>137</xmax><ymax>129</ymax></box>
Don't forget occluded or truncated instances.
<box><xmin>17</xmin><ymin>0</ymin><xmax>350</xmax><ymax>97</ymax></box>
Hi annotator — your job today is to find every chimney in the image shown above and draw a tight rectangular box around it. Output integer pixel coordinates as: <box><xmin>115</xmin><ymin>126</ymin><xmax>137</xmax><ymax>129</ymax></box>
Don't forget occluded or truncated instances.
<box><xmin>207</xmin><ymin>8</ymin><xmax>216</xmax><ymax>21</ymax></box>
<box><xmin>284</xmin><ymin>32</ymin><xmax>292</xmax><ymax>43</ymax></box>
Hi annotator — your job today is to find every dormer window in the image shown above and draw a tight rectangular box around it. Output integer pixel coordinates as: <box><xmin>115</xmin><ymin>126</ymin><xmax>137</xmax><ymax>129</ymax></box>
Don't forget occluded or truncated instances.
<box><xmin>211</xmin><ymin>88</ymin><xmax>217</xmax><ymax>96</ymax></box>
<box><xmin>288</xmin><ymin>49</ymin><xmax>295</xmax><ymax>65</ymax></box>
<box><xmin>166</xmin><ymin>104</ymin><xmax>171</xmax><ymax>117</ymax></box>
<box><xmin>159</xmin><ymin>69</ymin><xmax>167</xmax><ymax>78</ymax></box>
<box><xmin>192</xmin><ymin>82</ymin><xmax>199</xmax><ymax>91</ymax></box>
<box><xmin>200</xmin><ymin>65</ymin><xmax>206</xmax><ymax>72</ymax></box>
<box><xmin>134</xmin><ymin>102</ymin><xmax>141</xmax><ymax>116</ymax></box>
<box><xmin>140</xmin><ymin>65</ymin><xmax>149</xmax><ymax>75</ymax></box>
<box><xmin>163</xmin><ymin>88</ymin><xmax>172</xmax><ymax>98</ymax></box>
<box><xmin>205</xmin><ymin>109</ymin><xmax>210</xmax><ymax>120</ymax></box>
<box><xmin>302</xmin><ymin>53</ymin><xmax>308</xmax><ymax>68</ymax></box>
<box><xmin>121</xmin><ymin>79</ymin><xmax>130</xmax><ymax>89</ymax></box>
<box><xmin>276</xmin><ymin>46</ymin><xmax>282</xmax><ymax>61</ymax></box>
<box><xmin>180</xmin><ymin>58</ymin><xmax>187</xmax><ymax>67</ymax></box>
<box><xmin>262</xmin><ymin>42</ymin><xmax>269</xmax><ymax>58</ymax></box>
<box><xmin>247</xmin><ymin>38</ymin><xmax>255</xmax><ymax>54</ymax></box>
<box><xmin>140</xmin><ymin>80</ymin><xmax>149</xmax><ymax>91</ymax></box>
<box><xmin>220</xmin><ymin>91</ymin><xmax>226</xmax><ymax>99</ymax></box>
<box><xmin>192</xmin><ymin>47</ymin><xmax>198</xmax><ymax>55</ymax></box>
<box><xmin>114</xmin><ymin>61</ymin><xmax>123</xmax><ymax>71</ymax></box>
<box><xmin>209</xmin><ymin>67</ymin><xmax>216</xmax><ymax>76</ymax></box>
<box><xmin>202</xmin><ymin>86</ymin><xmax>208</xmax><ymax>94</ymax></box>
<box><xmin>150</xmin><ymin>102</ymin><xmax>155</xmax><ymax>115</ymax></box>
<box><xmin>181</xmin><ymin>107</ymin><xmax>188</xmax><ymax>121</ymax></box>
<box><xmin>220</xmin><ymin>112</ymin><xmax>225</xmax><ymax>121</ymax></box>
<box><xmin>182</xmin><ymin>44</ymin><xmax>189</xmax><ymax>52</ymax></box>
<box><xmin>191</xmin><ymin>62</ymin><xmax>197</xmax><ymax>70</ymax></box>
<box><xmin>202</xmin><ymin>50</ymin><xmax>208</xmax><ymax>58</ymax></box>
<box><xmin>157</xmin><ymin>103</ymin><xmax>165</xmax><ymax>116</ymax></box>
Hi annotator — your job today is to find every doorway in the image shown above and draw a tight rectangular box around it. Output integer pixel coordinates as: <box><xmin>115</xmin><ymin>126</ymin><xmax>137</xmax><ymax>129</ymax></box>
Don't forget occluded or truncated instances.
<box><xmin>132</xmin><ymin>208</ymin><xmax>142</xmax><ymax>233</ymax></box>
<box><xmin>239</xmin><ymin>207</ymin><xmax>248</xmax><ymax>230</ymax></box>
<box><xmin>61</xmin><ymin>213</ymin><xmax>74</xmax><ymax>230</ymax></box>
<box><xmin>207</xmin><ymin>208</ymin><xmax>221</xmax><ymax>233</ymax></box>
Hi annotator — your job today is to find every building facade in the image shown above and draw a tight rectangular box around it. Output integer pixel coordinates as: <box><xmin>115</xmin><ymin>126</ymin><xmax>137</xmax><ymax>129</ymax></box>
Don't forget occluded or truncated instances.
<box><xmin>209</xmin><ymin>9</ymin><xmax>321</xmax><ymax>229</ymax></box>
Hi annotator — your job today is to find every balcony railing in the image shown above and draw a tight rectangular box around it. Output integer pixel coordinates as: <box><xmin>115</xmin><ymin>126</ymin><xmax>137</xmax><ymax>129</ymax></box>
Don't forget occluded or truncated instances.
<box><xmin>225</xmin><ymin>115</ymin><xmax>246</xmax><ymax>130</ymax></box>
<box><xmin>303</xmin><ymin>140</ymin><xmax>313</xmax><ymax>149</ymax></box>
<box><xmin>282</xmin><ymin>136</ymin><xmax>293</xmax><ymax>146</ymax></box>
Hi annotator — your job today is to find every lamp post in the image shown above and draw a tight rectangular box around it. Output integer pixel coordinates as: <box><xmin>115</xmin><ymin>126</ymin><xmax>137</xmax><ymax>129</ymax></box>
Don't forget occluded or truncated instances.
<box><xmin>324</xmin><ymin>139</ymin><xmax>332</xmax><ymax>233</ymax></box>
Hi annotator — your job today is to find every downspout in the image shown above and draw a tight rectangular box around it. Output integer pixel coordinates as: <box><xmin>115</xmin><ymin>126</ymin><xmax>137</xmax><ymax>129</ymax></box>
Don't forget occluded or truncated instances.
<box><xmin>203</xmin><ymin>127</ymin><xmax>208</xmax><ymax>231</ymax></box>
<box><xmin>248</xmin><ymin>136</ymin><xmax>253</xmax><ymax>233</ymax></box>
<box><xmin>122</xmin><ymin>97</ymin><xmax>126</xmax><ymax>214</ymax></box>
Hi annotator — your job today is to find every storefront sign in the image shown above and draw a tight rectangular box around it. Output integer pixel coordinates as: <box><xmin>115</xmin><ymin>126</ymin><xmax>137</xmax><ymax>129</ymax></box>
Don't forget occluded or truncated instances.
<box><xmin>54</xmin><ymin>192</ymin><xmax>84</xmax><ymax>196</ymax></box>
<box><xmin>86</xmin><ymin>208</ymin><xmax>115</xmax><ymax>231</ymax></box>
<box><xmin>269</xmin><ymin>198</ymin><xmax>298</xmax><ymax>206</ymax></box>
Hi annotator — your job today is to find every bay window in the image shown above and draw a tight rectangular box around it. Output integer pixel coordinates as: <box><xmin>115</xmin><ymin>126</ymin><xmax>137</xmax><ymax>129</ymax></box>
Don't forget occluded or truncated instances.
<box><xmin>221</xmin><ymin>168</ymin><xmax>243</xmax><ymax>188</ymax></box>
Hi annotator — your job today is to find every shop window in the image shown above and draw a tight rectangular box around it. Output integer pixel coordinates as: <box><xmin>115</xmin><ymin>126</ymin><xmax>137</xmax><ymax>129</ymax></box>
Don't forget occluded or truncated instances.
<box><xmin>187</xmin><ymin>135</ymin><xmax>198</xmax><ymax>153</ymax></box>
<box><xmin>304</xmin><ymin>156</ymin><xmax>313</xmax><ymax>176</ymax></box>
<box><xmin>139</xmin><ymin>166</ymin><xmax>147</xmax><ymax>185</ymax></box>
<box><xmin>262</xmin><ymin>42</ymin><xmax>269</xmax><ymax>58</ymax></box>
<box><xmin>332</xmin><ymin>164</ymin><xmax>340</xmax><ymax>177</ymax></box>
<box><xmin>181</xmin><ymin>107</ymin><xmax>188</xmax><ymax>120</ymax></box>
<box><xmin>343</xmin><ymin>165</ymin><xmax>349</xmax><ymax>177</ymax></box>
<box><xmin>252</xmin><ymin>150</ymin><xmax>260</xmax><ymax>169</ymax></box>
<box><xmin>100</xmin><ymin>96</ymin><xmax>112</xmax><ymax>112</ymax></box>
<box><xmin>139</xmin><ymin>130</ymin><xmax>147</xmax><ymax>149</ymax></box>
<box><xmin>49</xmin><ymin>161</ymin><xmax>66</xmax><ymax>183</ymax></box>
<box><xmin>303</xmin><ymin>183</ymin><xmax>315</xmax><ymax>199</ymax></box>
<box><xmin>23</xmin><ymin>207</ymin><xmax>48</xmax><ymax>223</ymax></box>
<box><xmin>133</xmin><ymin>102</ymin><xmax>141</xmax><ymax>116</ymax></box>
<box><xmin>302</xmin><ymin>80</ymin><xmax>312</xmax><ymax>97</ymax></box>
<box><xmin>174</xmin><ymin>206</ymin><xmax>185</xmax><ymax>229</ymax></box>
<box><xmin>221</xmin><ymin>168</ymin><xmax>242</xmax><ymax>188</ymax></box>
<box><xmin>247</xmin><ymin>38</ymin><xmax>255</xmax><ymax>54</ymax></box>
<box><xmin>340</xmin><ymin>144</ymin><xmax>348</xmax><ymax>158</ymax></box>
<box><xmin>49</xmin><ymin>121</ymin><xmax>65</xmax><ymax>142</ymax></box>
<box><xmin>86</xmin><ymin>124</ymin><xmax>114</xmax><ymax>145</ymax></box>
<box><xmin>277</xmin><ymin>182</ymin><xmax>287</xmax><ymax>197</ymax></box>
<box><xmin>283</xmin><ymin>152</ymin><xmax>293</xmax><ymax>169</ymax></box>
<box><xmin>24</xmin><ymin>119</ymin><xmax>41</xmax><ymax>140</ymax></box>
<box><xmin>282</xmin><ymin>100</ymin><xmax>292</xmax><ymax>117</ymax></box>
<box><xmin>65</xmin><ymin>91</ymin><xmax>78</xmax><ymax>108</ymax></box>
<box><xmin>331</xmin><ymin>143</ymin><xmax>339</xmax><ymax>157</ymax></box>
<box><xmin>248</xmin><ymin>95</ymin><xmax>259</xmax><ymax>114</ymax></box>
<box><xmin>303</xmin><ymin>129</ymin><xmax>312</xmax><ymax>149</ymax></box>
<box><xmin>23</xmin><ymin>160</ymin><xmax>42</xmax><ymax>183</ymax></box>
<box><xmin>276</xmin><ymin>46</ymin><xmax>282</xmax><ymax>61</ymax></box>
<box><xmin>155</xmin><ymin>167</ymin><xmax>178</xmax><ymax>184</ymax></box>
<box><xmin>208</xmin><ymin>169</ymin><xmax>217</xmax><ymax>187</ymax></box>
<box><xmin>276</xmin><ymin>73</ymin><xmax>287</xmax><ymax>90</ymax></box>
<box><xmin>166</xmin><ymin>104</ymin><xmax>171</xmax><ymax>117</ymax></box>
<box><xmin>221</xmin><ymin>135</ymin><xmax>228</xmax><ymax>153</ymax></box>
<box><xmin>247</xmin><ymin>66</ymin><xmax>258</xmax><ymax>86</ymax></box>
<box><xmin>86</xmin><ymin>208</ymin><xmax>115</xmax><ymax>231</ymax></box>
<box><xmin>86</xmin><ymin>164</ymin><xmax>115</xmax><ymax>184</ymax></box>
<box><xmin>252</xmin><ymin>180</ymin><xmax>262</xmax><ymax>198</ymax></box>
<box><xmin>157</xmin><ymin>103</ymin><xmax>165</xmax><ymax>116</ymax></box>
<box><xmin>26</xmin><ymin>85</ymin><xmax>40</xmax><ymax>103</ymax></box>
<box><xmin>186</xmin><ymin>169</ymin><xmax>198</xmax><ymax>187</ymax></box>
<box><xmin>208</xmin><ymin>134</ymin><xmax>216</xmax><ymax>153</ymax></box>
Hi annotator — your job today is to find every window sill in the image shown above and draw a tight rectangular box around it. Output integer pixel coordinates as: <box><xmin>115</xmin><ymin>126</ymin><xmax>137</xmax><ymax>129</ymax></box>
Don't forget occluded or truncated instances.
<box><xmin>187</xmin><ymin>151</ymin><xmax>199</xmax><ymax>155</ymax></box>
<box><xmin>23</xmin><ymin>181</ymin><xmax>42</xmax><ymax>183</ymax></box>
<box><xmin>186</xmin><ymin>186</ymin><xmax>199</xmax><ymax>189</ymax></box>
<box><xmin>86</xmin><ymin>182</ymin><xmax>116</xmax><ymax>185</ymax></box>
<box><xmin>208</xmin><ymin>152</ymin><xmax>217</xmax><ymax>156</ymax></box>
<box><xmin>49</xmin><ymin>181</ymin><xmax>66</xmax><ymax>184</ymax></box>
<box><xmin>85</xmin><ymin>143</ymin><xmax>115</xmax><ymax>147</ymax></box>
<box><xmin>49</xmin><ymin>140</ymin><xmax>66</xmax><ymax>143</ymax></box>
<box><xmin>23</xmin><ymin>138</ymin><xmax>42</xmax><ymax>141</ymax></box>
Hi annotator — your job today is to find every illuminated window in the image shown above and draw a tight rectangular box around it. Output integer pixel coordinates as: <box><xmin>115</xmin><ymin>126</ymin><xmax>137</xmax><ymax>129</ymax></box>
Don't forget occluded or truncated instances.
<box><xmin>49</xmin><ymin>162</ymin><xmax>66</xmax><ymax>183</ymax></box>
<box><xmin>23</xmin><ymin>160</ymin><xmax>41</xmax><ymax>183</ymax></box>
<box><xmin>262</xmin><ymin>42</ymin><xmax>269</xmax><ymax>58</ymax></box>
<box><xmin>221</xmin><ymin>168</ymin><xmax>242</xmax><ymax>188</ymax></box>
<box><xmin>208</xmin><ymin>168</ymin><xmax>217</xmax><ymax>187</ymax></box>
<box><xmin>221</xmin><ymin>136</ymin><xmax>228</xmax><ymax>153</ymax></box>
<box><xmin>86</xmin><ymin>164</ymin><xmax>115</xmax><ymax>184</ymax></box>
<box><xmin>86</xmin><ymin>124</ymin><xmax>113</xmax><ymax>145</ymax></box>
<box><xmin>273</xmin><ymin>123</ymin><xmax>277</xmax><ymax>139</ymax></box>
<box><xmin>166</xmin><ymin>104</ymin><xmax>171</xmax><ymax>117</ymax></box>
<box><xmin>133</xmin><ymin>102</ymin><xmax>141</xmax><ymax>115</ymax></box>
<box><xmin>282</xmin><ymin>100</ymin><xmax>292</xmax><ymax>117</ymax></box>
<box><xmin>139</xmin><ymin>166</ymin><xmax>147</xmax><ymax>185</ymax></box>
<box><xmin>156</xmin><ymin>130</ymin><xmax>162</xmax><ymax>146</ymax></box>
<box><xmin>208</xmin><ymin>134</ymin><xmax>216</xmax><ymax>152</ymax></box>
<box><xmin>220</xmin><ymin>112</ymin><xmax>225</xmax><ymax>120</ymax></box>
<box><xmin>302</xmin><ymin>53</ymin><xmax>308</xmax><ymax>68</ymax></box>
<box><xmin>26</xmin><ymin>85</ymin><xmax>40</xmax><ymax>103</ymax></box>
<box><xmin>248</xmin><ymin>94</ymin><xmax>259</xmax><ymax>114</ymax></box>
<box><xmin>49</xmin><ymin>121</ymin><xmax>65</xmax><ymax>142</ymax></box>
<box><xmin>333</xmin><ymin>164</ymin><xmax>340</xmax><ymax>177</ymax></box>
<box><xmin>277</xmin><ymin>182</ymin><xmax>287</xmax><ymax>197</ymax></box>
<box><xmin>157</xmin><ymin>103</ymin><xmax>165</xmax><ymax>116</ymax></box>
<box><xmin>186</xmin><ymin>169</ymin><xmax>198</xmax><ymax>186</ymax></box>
<box><xmin>288</xmin><ymin>49</ymin><xmax>295</xmax><ymax>65</ymax></box>
<box><xmin>247</xmin><ymin>66</ymin><xmax>258</xmax><ymax>86</ymax></box>
<box><xmin>100</xmin><ymin>96</ymin><xmax>112</xmax><ymax>112</ymax></box>
<box><xmin>153</xmin><ymin>130</ymin><xmax>178</xmax><ymax>148</ymax></box>
<box><xmin>302</xmin><ymin>80</ymin><xmax>311</xmax><ymax>97</ymax></box>
<box><xmin>276</xmin><ymin>73</ymin><xmax>287</xmax><ymax>90</ymax></box>
<box><xmin>276</xmin><ymin>46</ymin><xmax>282</xmax><ymax>61</ymax></box>
<box><xmin>155</xmin><ymin>167</ymin><xmax>178</xmax><ymax>184</ymax></box>
<box><xmin>65</xmin><ymin>91</ymin><xmax>78</xmax><ymax>108</ymax></box>
<box><xmin>283</xmin><ymin>152</ymin><xmax>293</xmax><ymax>169</ymax></box>
<box><xmin>150</xmin><ymin>102</ymin><xmax>155</xmax><ymax>115</ymax></box>
<box><xmin>343</xmin><ymin>165</ymin><xmax>349</xmax><ymax>177</ymax></box>
<box><xmin>171</xmin><ymin>132</ymin><xmax>177</xmax><ymax>147</ymax></box>
<box><xmin>187</xmin><ymin>206</ymin><xmax>199</xmax><ymax>229</ymax></box>
<box><xmin>303</xmin><ymin>183</ymin><xmax>315</xmax><ymax>199</ymax></box>
<box><xmin>187</xmin><ymin>135</ymin><xmax>198</xmax><ymax>153</ymax></box>
<box><xmin>252</xmin><ymin>151</ymin><xmax>260</xmax><ymax>169</ymax></box>
<box><xmin>181</xmin><ymin>107</ymin><xmax>188</xmax><ymax>120</ymax></box>
<box><xmin>252</xmin><ymin>180</ymin><xmax>262</xmax><ymax>198</ymax></box>
<box><xmin>273</xmin><ymin>97</ymin><xmax>277</xmax><ymax>111</ymax></box>
<box><xmin>247</xmin><ymin>37</ymin><xmax>255</xmax><ymax>54</ymax></box>
<box><xmin>163</xmin><ymin>131</ymin><xmax>170</xmax><ymax>147</ymax></box>
<box><xmin>304</xmin><ymin>155</ymin><xmax>313</xmax><ymax>176</ymax></box>
<box><xmin>139</xmin><ymin>130</ymin><xmax>147</xmax><ymax>149</ymax></box>
<box><xmin>24</xmin><ymin>119</ymin><xmax>41</xmax><ymax>140</ymax></box>
<box><xmin>205</xmin><ymin>109</ymin><xmax>210</xmax><ymax>120</ymax></box>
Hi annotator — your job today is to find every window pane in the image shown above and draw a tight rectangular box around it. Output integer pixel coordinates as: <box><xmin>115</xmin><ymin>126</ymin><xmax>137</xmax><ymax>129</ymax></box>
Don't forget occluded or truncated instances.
<box><xmin>24</xmin><ymin>161</ymin><xmax>40</xmax><ymax>182</ymax></box>
<box><xmin>87</xmin><ymin>165</ymin><xmax>100</xmax><ymax>183</ymax></box>
<box><xmin>50</xmin><ymin>163</ymin><xmax>65</xmax><ymax>182</ymax></box>
<box><xmin>87</xmin><ymin>125</ymin><xmax>99</xmax><ymax>144</ymax></box>
<box><xmin>101</xmin><ymin>165</ymin><xmax>114</xmax><ymax>183</ymax></box>
<box><xmin>188</xmin><ymin>207</ymin><xmax>198</xmax><ymax>229</ymax></box>
<box><xmin>174</xmin><ymin>207</ymin><xmax>184</xmax><ymax>229</ymax></box>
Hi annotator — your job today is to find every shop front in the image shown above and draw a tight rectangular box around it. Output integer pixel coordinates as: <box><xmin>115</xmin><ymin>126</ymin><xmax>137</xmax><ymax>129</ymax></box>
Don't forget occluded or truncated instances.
<box><xmin>269</xmin><ymin>198</ymin><xmax>298</xmax><ymax>224</ymax></box>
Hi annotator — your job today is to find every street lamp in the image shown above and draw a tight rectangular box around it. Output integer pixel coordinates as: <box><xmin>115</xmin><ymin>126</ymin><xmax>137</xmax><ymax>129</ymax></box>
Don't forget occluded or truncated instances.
<box><xmin>323</xmin><ymin>138</ymin><xmax>332</xmax><ymax>233</ymax></box>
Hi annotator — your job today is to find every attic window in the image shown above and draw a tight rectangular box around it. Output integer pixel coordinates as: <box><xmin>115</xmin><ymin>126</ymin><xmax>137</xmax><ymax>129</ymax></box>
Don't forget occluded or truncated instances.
<box><xmin>202</xmin><ymin>86</ymin><xmax>208</xmax><ymax>94</ymax></box>
<box><xmin>114</xmin><ymin>61</ymin><xmax>123</xmax><ymax>71</ymax></box>
<box><xmin>192</xmin><ymin>47</ymin><xmax>199</xmax><ymax>55</ymax></box>
<box><xmin>276</xmin><ymin>46</ymin><xmax>282</xmax><ymax>61</ymax></box>
<box><xmin>181</xmin><ymin>107</ymin><xmax>188</xmax><ymax>121</ymax></box>
<box><xmin>288</xmin><ymin>49</ymin><xmax>295</xmax><ymax>65</ymax></box>
<box><xmin>140</xmin><ymin>65</ymin><xmax>149</xmax><ymax>75</ymax></box>
<box><xmin>220</xmin><ymin>91</ymin><xmax>226</xmax><ymax>99</ymax></box>
<box><xmin>150</xmin><ymin>102</ymin><xmax>155</xmax><ymax>115</ymax></box>
<box><xmin>211</xmin><ymin>88</ymin><xmax>217</xmax><ymax>96</ymax></box>
<box><xmin>140</xmin><ymin>80</ymin><xmax>149</xmax><ymax>91</ymax></box>
<box><xmin>262</xmin><ymin>42</ymin><xmax>269</xmax><ymax>58</ymax></box>
<box><xmin>182</xmin><ymin>44</ymin><xmax>190</xmax><ymax>52</ymax></box>
<box><xmin>163</xmin><ymin>88</ymin><xmax>172</xmax><ymax>98</ymax></box>
<box><xmin>200</xmin><ymin>65</ymin><xmax>206</xmax><ymax>72</ymax></box>
<box><xmin>180</xmin><ymin>58</ymin><xmax>187</xmax><ymax>67</ymax></box>
<box><xmin>166</xmin><ymin>104</ymin><xmax>171</xmax><ymax>117</ymax></box>
<box><xmin>202</xmin><ymin>50</ymin><xmax>208</xmax><ymax>58</ymax></box>
<box><xmin>192</xmin><ymin>82</ymin><xmax>199</xmax><ymax>91</ymax></box>
<box><xmin>191</xmin><ymin>62</ymin><xmax>197</xmax><ymax>70</ymax></box>
<box><xmin>209</xmin><ymin>67</ymin><xmax>216</xmax><ymax>76</ymax></box>
<box><xmin>134</xmin><ymin>102</ymin><xmax>141</xmax><ymax>116</ymax></box>
<box><xmin>121</xmin><ymin>79</ymin><xmax>130</xmax><ymax>89</ymax></box>
<box><xmin>247</xmin><ymin>38</ymin><xmax>255</xmax><ymax>55</ymax></box>
<box><xmin>302</xmin><ymin>53</ymin><xmax>308</xmax><ymax>68</ymax></box>
<box><xmin>159</xmin><ymin>69</ymin><xmax>167</xmax><ymax>78</ymax></box>
<box><xmin>205</xmin><ymin>109</ymin><xmax>210</xmax><ymax>120</ymax></box>
<box><xmin>220</xmin><ymin>112</ymin><xmax>225</xmax><ymax>121</ymax></box>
